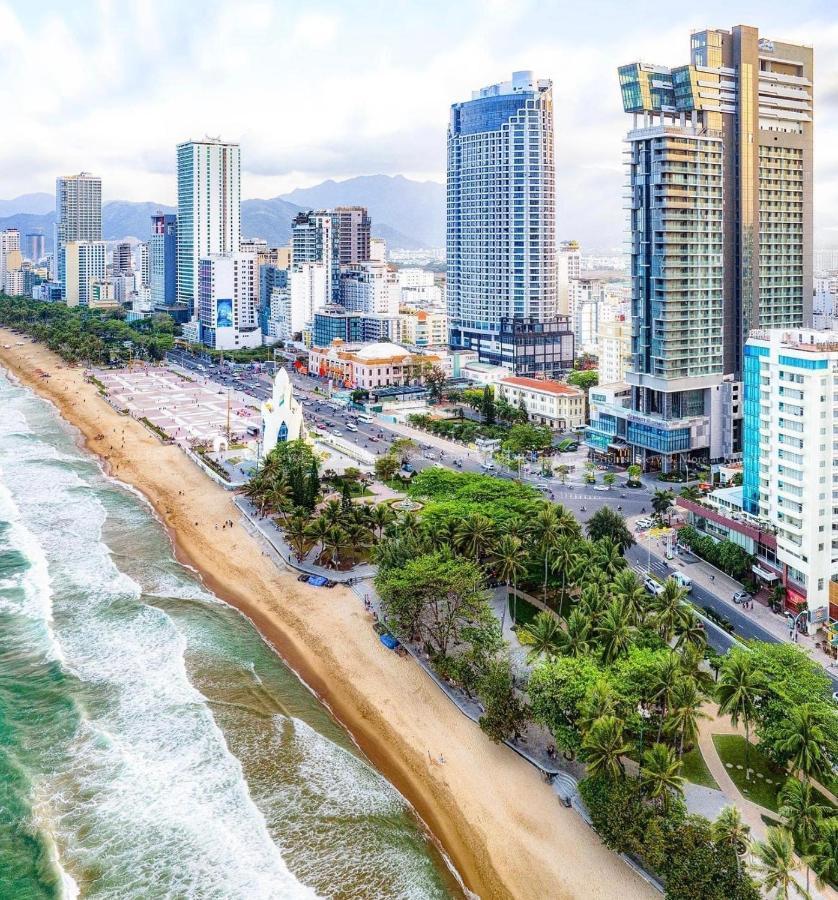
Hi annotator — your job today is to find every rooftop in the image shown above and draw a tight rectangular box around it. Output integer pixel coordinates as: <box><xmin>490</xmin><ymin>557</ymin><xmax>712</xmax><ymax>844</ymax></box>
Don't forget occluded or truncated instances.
<box><xmin>500</xmin><ymin>376</ymin><xmax>582</xmax><ymax>396</ymax></box>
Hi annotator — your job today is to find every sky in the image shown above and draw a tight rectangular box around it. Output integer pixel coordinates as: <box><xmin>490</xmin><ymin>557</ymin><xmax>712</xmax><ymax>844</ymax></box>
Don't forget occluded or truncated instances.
<box><xmin>1</xmin><ymin>0</ymin><xmax>837</xmax><ymax>249</ymax></box>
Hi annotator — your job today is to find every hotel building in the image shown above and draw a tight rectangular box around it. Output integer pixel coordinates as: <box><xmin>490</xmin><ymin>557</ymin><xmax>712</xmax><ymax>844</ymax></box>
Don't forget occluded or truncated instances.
<box><xmin>447</xmin><ymin>71</ymin><xmax>562</xmax><ymax>375</ymax></box>
<box><xmin>497</xmin><ymin>376</ymin><xmax>586</xmax><ymax>431</ymax></box>
<box><xmin>588</xmin><ymin>26</ymin><xmax>813</xmax><ymax>473</ymax></box>
<box><xmin>198</xmin><ymin>252</ymin><xmax>261</xmax><ymax>350</ymax></box>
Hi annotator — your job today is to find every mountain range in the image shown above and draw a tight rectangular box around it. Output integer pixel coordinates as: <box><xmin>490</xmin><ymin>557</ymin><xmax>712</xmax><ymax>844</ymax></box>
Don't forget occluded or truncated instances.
<box><xmin>0</xmin><ymin>175</ymin><xmax>444</xmax><ymax>253</ymax></box>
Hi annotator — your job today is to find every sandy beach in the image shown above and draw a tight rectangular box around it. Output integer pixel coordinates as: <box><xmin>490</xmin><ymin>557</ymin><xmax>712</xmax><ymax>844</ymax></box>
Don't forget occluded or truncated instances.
<box><xmin>0</xmin><ymin>329</ymin><xmax>655</xmax><ymax>900</ymax></box>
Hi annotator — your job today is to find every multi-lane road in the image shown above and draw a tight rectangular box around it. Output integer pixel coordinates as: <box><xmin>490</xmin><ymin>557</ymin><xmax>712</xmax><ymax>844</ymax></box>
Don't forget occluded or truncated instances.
<box><xmin>164</xmin><ymin>349</ymin><xmax>837</xmax><ymax>685</ymax></box>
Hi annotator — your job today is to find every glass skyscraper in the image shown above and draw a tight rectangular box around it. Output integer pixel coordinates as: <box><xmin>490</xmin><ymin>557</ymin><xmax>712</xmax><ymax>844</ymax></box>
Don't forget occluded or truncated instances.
<box><xmin>447</xmin><ymin>71</ymin><xmax>560</xmax><ymax>371</ymax></box>
<box><xmin>150</xmin><ymin>213</ymin><xmax>177</xmax><ymax>308</ymax></box>
<box><xmin>587</xmin><ymin>26</ymin><xmax>813</xmax><ymax>473</ymax></box>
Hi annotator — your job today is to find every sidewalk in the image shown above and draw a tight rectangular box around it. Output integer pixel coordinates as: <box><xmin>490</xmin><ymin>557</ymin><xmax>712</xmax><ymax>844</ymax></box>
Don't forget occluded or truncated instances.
<box><xmin>630</xmin><ymin>513</ymin><xmax>837</xmax><ymax>673</ymax></box>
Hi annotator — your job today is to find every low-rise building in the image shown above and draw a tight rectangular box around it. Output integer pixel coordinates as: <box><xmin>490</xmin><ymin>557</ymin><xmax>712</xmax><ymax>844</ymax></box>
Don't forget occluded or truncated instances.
<box><xmin>497</xmin><ymin>376</ymin><xmax>585</xmax><ymax>431</ymax></box>
<box><xmin>308</xmin><ymin>340</ymin><xmax>443</xmax><ymax>390</ymax></box>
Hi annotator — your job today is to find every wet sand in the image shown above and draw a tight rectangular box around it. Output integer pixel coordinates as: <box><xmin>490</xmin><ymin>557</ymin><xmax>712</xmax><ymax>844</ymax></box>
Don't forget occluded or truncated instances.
<box><xmin>0</xmin><ymin>330</ymin><xmax>655</xmax><ymax>900</ymax></box>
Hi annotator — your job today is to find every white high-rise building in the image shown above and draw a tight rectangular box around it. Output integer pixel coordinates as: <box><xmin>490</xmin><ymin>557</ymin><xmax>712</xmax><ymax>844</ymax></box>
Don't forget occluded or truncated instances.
<box><xmin>177</xmin><ymin>139</ymin><xmax>241</xmax><ymax>315</ymax></box>
<box><xmin>558</xmin><ymin>240</ymin><xmax>581</xmax><ymax>316</ymax></box>
<box><xmin>287</xmin><ymin>263</ymin><xmax>329</xmax><ymax>337</ymax></box>
<box><xmin>339</xmin><ymin>261</ymin><xmax>398</xmax><ymax>315</ymax></box>
<box><xmin>56</xmin><ymin>173</ymin><xmax>102</xmax><ymax>296</ymax></box>
<box><xmin>598</xmin><ymin>318</ymin><xmax>632</xmax><ymax>385</ymax></box>
<box><xmin>198</xmin><ymin>252</ymin><xmax>260</xmax><ymax>350</ymax></box>
<box><xmin>62</xmin><ymin>241</ymin><xmax>106</xmax><ymax>307</ymax></box>
<box><xmin>742</xmin><ymin>328</ymin><xmax>838</xmax><ymax>622</ymax></box>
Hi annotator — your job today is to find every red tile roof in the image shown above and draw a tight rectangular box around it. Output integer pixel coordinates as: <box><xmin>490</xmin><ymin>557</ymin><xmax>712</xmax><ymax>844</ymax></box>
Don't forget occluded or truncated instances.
<box><xmin>500</xmin><ymin>376</ymin><xmax>582</xmax><ymax>396</ymax></box>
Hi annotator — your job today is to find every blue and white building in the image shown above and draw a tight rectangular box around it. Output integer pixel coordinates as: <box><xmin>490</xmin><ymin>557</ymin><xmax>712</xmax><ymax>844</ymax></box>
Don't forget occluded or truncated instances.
<box><xmin>150</xmin><ymin>213</ymin><xmax>177</xmax><ymax>308</ymax></box>
<box><xmin>198</xmin><ymin>252</ymin><xmax>261</xmax><ymax>351</ymax></box>
<box><xmin>447</xmin><ymin>71</ymin><xmax>558</xmax><ymax>372</ymax></box>
<box><xmin>742</xmin><ymin>328</ymin><xmax>838</xmax><ymax>622</ymax></box>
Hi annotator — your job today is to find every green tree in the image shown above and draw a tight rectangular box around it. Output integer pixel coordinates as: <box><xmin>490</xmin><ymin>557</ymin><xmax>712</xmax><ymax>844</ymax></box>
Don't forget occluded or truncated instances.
<box><xmin>651</xmin><ymin>488</ymin><xmax>675</xmax><ymax>517</ymax></box>
<box><xmin>611</xmin><ymin>568</ymin><xmax>648</xmax><ymax>625</ymax></box>
<box><xmin>502</xmin><ymin>423</ymin><xmax>552</xmax><ymax>454</ymax></box>
<box><xmin>374</xmin><ymin>453</ymin><xmax>400</xmax><ymax>481</ymax></box>
<box><xmin>665</xmin><ymin>678</ymin><xmax>708</xmax><ymax>756</ymax></box>
<box><xmin>680</xmin><ymin>485</ymin><xmax>701</xmax><ymax>501</ymax></box>
<box><xmin>477</xmin><ymin>656</ymin><xmax>529</xmax><ymax>743</ymax></box>
<box><xmin>390</xmin><ymin>437</ymin><xmax>417</xmax><ymax>464</ymax></box>
<box><xmin>712</xmin><ymin>806</ymin><xmax>751</xmax><ymax>875</ymax></box>
<box><xmin>520</xmin><ymin>611</ymin><xmax>565</xmax><ymax>663</ymax></box>
<box><xmin>491</xmin><ymin>534</ymin><xmax>526</xmax><ymax>618</ymax></box>
<box><xmin>603</xmin><ymin>472</ymin><xmax>616</xmax><ymax>489</ymax></box>
<box><xmin>580</xmin><ymin>715</ymin><xmax>632</xmax><ymax>780</ymax></box>
<box><xmin>753</xmin><ymin>826</ymin><xmax>810</xmax><ymax>900</ymax></box>
<box><xmin>809</xmin><ymin>817</ymin><xmax>838</xmax><ymax>891</ymax></box>
<box><xmin>640</xmin><ymin>742</ymin><xmax>684</xmax><ymax>812</ymax></box>
<box><xmin>779</xmin><ymin>778</ymin><xmax>828</xmax><ymax>895</ymax></box>
<box><xmin>480</xmin><ymin>385</ymin><xmax>496</xmax><ymax>424</ymax></box>
<box><xmin>454</xmin><ymin>512</ymin><xmax>496</xmax><ymax>564</ymax></box>
<box><xmin>716</xmin><ymin>652</ymin><xmax>765</xmax><ymax>780</ymax></box>
<box><xmin>626</xmin><ymin>463</ymin><xmax>642</xmax><ymax>487</ymax></box>
<box><xmin>776</xmin><ymin>704</ymin><xmax>828</xmax><ymax>782</ymax></box>
<box><xmin>595</xmin><ymin>599</ymin><xmax>636</xmax><ymax>664</ymax></box>
<box><xmin>424</xmin><ymin>365</ymin><xmax>447</xmax><ymax>402</ymax></box>
<box><xmin>567</xmin><ymin>369</ymin><xmax>599</xmax><ymax>391</ymax></box>
<box><xmin>557</xmin><ymin>609</ymin><xmax>592</xmax><ymax>658</ymax></box>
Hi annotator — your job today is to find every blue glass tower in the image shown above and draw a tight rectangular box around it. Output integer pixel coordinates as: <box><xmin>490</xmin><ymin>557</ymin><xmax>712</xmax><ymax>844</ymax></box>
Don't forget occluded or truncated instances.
<box><xmin>150</xmin><ymin>213</ymin><xmax>177</xmax><ymax>307</ymax></box>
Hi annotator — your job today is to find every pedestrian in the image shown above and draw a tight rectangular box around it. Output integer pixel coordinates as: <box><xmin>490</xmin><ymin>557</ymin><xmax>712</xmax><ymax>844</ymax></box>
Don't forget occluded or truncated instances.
<box><xmin>438</xmin><ymin>754</ymin><xmax>445</xmax><ymax>765</ymax></box>
<box><xmin>710</xmin><ymin>574</ymin><xmax>715</xmax><ymax>583</ymax></box>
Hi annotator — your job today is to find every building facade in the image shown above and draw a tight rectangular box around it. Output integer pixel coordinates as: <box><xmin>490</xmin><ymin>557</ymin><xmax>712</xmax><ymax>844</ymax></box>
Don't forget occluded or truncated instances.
<box><xmin>55</xmin><ymin>172</ymin><xmax>102</xmax><ymax>297</ymax></box>
<box><xmin>558</xmin><ymin>240</ymin><xmax>581</xmax><ymax>316</ymax></box>
<box><xmin>198</xmin><ymin>252</ymin><xmax>260</xmax><ymax>350</ymax></box>
<box><xmin>26</xmin><ymin>233</ymin><xmax>45</xmax><ymax>263</ymax></box>
<box><xmin>742</xmin><ymin>329</ymin><xmax>838</xmax><ymax>621</ymax></box>
<box><xmin>497</xmin><ymin>376</ymin><xmax>585</xmax><ymax>431</ymax></box>
<box><xmin>339</xmin><ymin>261</ymin><xmax>398</xmax><ymax>315</ymax></box>
<box><xmin>595</xmin><ymin>25</ymin><xmax>813</xmax><ymax>473</ymax></box>
<box><xmin>332</xmin><ymin>206</ymin><xmax>371</xmax><ymax>266</ymax></box>
<box><xmin>447</xmin><ymin>71</ymin><xmax>557</xmax><ymax>369</ymax></box>
<box><xmin>114</xmin><ymin>242</ymin><xmax>133</xmax><ymax>275</ymax></box>
<box><xmin>309</xmin><ymin>341</ymin><xmax>442</xmax><ymax>390</ymax></box>
<box><xmin>292</xmin><ymin>212</ymin><xmax>339</xmax><ymax>302</ymax></box>
<box><xmin>598</xmin><ymin>318</ymin><xmax>632</xmax><ymax>386</ymax></box>
<box><xmin>176</xmin><ymin>139</ymin><xmax>241</xmax><ymax>315</ymax></box>
<box><xmin>62</xmin><ymin>241</ymin><xmax>106</xmax><ymax>307</ymax></box>
<box><xmin>150</xmin><ymin>213</ymin><xmax>178</xmax><ymax>307</ymax></box>
<box><xmin>0</xmin><ymin>229</ymin><xmax>21</xmax><ymax>294</ymax></box>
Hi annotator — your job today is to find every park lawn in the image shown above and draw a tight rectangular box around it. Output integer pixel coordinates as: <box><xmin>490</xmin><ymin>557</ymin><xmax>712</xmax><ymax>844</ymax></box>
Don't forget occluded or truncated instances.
<box><xmin>680</xmin><ymin>746</ymin><xmax>720</xmax><ymax>790</ymax></box>
<box><xmin>712</xmin><ymin>734</ymin><xmax>788</xmax><ymax>812</ymax></box>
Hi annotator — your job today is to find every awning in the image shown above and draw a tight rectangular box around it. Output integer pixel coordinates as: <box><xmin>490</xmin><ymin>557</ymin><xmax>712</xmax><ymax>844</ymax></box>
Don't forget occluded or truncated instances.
<box><xmin>752</xmin><ymin>564</ymin><xmax>778</xmax><ymax>582</ymax></box>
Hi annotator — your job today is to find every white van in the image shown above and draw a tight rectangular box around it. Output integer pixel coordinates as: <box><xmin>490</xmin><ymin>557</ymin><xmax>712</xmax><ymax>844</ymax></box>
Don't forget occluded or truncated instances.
<box><xmin>669</xmin><ymin>572</ymin><xmax>693</xmax><ymax>592</ymax></box>
<box><xmin>358</xmin><ymin>414</ymin><xmax>374</xmax><ymax>424</ymax></box>
<box><xmin>345</xmin><ymin>422</ymin><xmax>358</xmax><ymax>432</ymax></box>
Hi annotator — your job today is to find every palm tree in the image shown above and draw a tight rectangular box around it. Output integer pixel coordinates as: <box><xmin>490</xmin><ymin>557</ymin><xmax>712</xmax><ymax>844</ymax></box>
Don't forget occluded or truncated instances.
<box><xmin>611</xmin><ymin>568</ymin><xmax>648</xmax><ymax>626</ymax></box>
<box><xmin>307</xmin><ymin>514</ymin><xmax>332</xmax><ymax>563</ymax></box>
<box><xmin>753</xmin><ymin>826</ymin><xmax>811</xmax><ymax>900</ymax></box>
<box><xmin>323</xmin><ymin>525</ymin><xmax>350</xmax><ymax>568</ymax></box>
<box><xmin>285</xmin><ymin>514</ymin><xmax>314</xmax><ymax>561</ymax></box>
<box><xmin>580</xmin><ymin>715</ymin><xmax>632</xmax><ymax>781</ymax></box>
<box><xmin>651</xmin><ymin>488</ymin><xmax>675</xmax><ymax>517</ymax></box>
<box><xmin>779</xmin><ymin>778</ymin><xmax>828</xmax><ymax>895</ymax></box>
<box><xmin>369</xmin><ymin>503</ymin><xmax>396</xmax><ymax>540</ymax></box>
<box><xmin>559</xmin><ymin>609</ymin><xmax>592</xmax><ymax>657</ymax></box>
<box><xmin>808</xmin><ymin>817</ymin><xmax>838</xmax><ymax>891</ymax></box>
<box><xmin>491</xmin><ymin>534</ymin><xmax>527</xmax><ymax>627</ymax></box>
<box><xmin>533</xmin><ymin>505</ymin><xmax>562</xmax><ymax>600</ymax></box>
<box><xmin>595</xmin><ymin>599</ymin><xmax>635</xmax><ymax>664</ymax></box>
<box><xmin>652</xmin><ymin>579</ymin><xmax>687</xmax><ymax>642</ymax></box>
<box><xmin>716</xmin><ymin>654</ymin><xmax>765</xmax><ymax>781</ymax></box>
<box><xmin>550</xmin><ymin>535</ymin><xmax>579</xmax><ymax>603</ymax></box>
<box><xmin>650</xmin><ymin>653</ymin><xmax>680</xmax><ymax>743</ymax></box>
<box><xmin>579</xmin><ymin>679</ymin><xmax>616</xmax><ymax>734</ymax></box>
<box><xmin>664</xmin><ymin>678</ymin><xmax>708</xmax><ymax>756</ymax></box>
<box><xmin>520</xmin><ymin>611</ymin><xmax>565</xmax><ymax>663</ymax></box>
<box><xmin>590</xmin><ymin>537</ymin><xmax>626</xmax><ymax>579</ymax></box>
<box><xmin>777</xmin><ymin>705</ymin><xmax>827</xmax><ymax>783</ymax></box>
<box><xmin>674</xmin><ymin>609</ymin><xmax>707</xmax><ymax>651</ymax></box>
<box><xmin>712</xmin><ymin>806</ymin><xmax>751</xmax><ymax>876</ymax></box>
<box><xmin>266</xmin><ymin>482</ymin><xmax>293</xmax><ymax>520</ymax></box>
<box><xmin>640</xmin><ymin>743</ymin><xmax>684</xmax><ymax>812</ymax></box>
<box><xmin>321</xmin><ymin>499</ymin><xmax>344</xmax><ymax>525</ymax></box>
<box><xmin>455</xmin><ymin>513</ymin><xmax>495</xmax><ymax>564</ymax></box>
<box><xmin>679</xmin><ymin>485</ymin><xmax>701</xmax><ymax>502</ymax></box>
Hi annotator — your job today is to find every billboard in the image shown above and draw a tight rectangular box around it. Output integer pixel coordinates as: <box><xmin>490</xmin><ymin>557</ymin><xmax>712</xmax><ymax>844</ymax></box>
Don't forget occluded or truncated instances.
<box><xmin>216</xmin><ymin>298</ymin><xmax>233</xmax><ymax>328</ymax></box>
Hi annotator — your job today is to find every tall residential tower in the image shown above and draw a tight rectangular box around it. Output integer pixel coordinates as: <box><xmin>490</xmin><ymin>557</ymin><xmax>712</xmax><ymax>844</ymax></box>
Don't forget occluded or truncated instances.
<box><xmin>447</xmin><ymin>71</ymin><xmax>572</xmax><ymax>377</ymax></box>
<box><xmin>176</xmin><ymin>139</ymin><xmax>241</xmax><ymax>315</ymax></box>
<box><xmin>587</xmin><ymin>26</ymin><xmax>813</xmax><ymax>473</ymax></box>
<box><xmin>55</xmin><ymin>172</ymin><xmax>102</xmax><ymax>298</ymax></box>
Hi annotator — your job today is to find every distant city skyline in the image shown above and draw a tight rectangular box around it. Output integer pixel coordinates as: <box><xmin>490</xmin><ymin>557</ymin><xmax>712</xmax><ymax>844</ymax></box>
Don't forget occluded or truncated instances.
<box><xmin>1</xmin><ymin>1</ymin><xmax>837</xmax><ymax>247</ymax></box>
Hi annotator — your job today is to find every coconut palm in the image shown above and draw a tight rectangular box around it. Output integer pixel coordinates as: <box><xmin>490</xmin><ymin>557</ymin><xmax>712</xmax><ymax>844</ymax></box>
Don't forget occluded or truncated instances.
<box><xmin>307</xmin><ymin>514</ymin><xmax>332</xmax><ymax>562</ymax></box>
<box><xmin>753</xmin><ymin>826</ymin><xmax>811</xmax><ymax>900</ymax></box>
<box><xmin>520</xmin><ymin>611</ymin><xmax>565</xmax><ymax>663</ymax></box>
<box><xmin>650</xmin><ymin>653</ymin><xmax>680</xmax><ymax>743</ymax></box>
<box><xmin>368</xmin><ymin>503</ymin><xmax>396</xmax><ymax>539</ymax></box>
<box><xmin>611</xmin><ymin>568</ymin><xmax>648</xmax><ymax>626</ymax></box>
<box><xmin>590</xmin><ymin>537</ymin><xmax>626</xmax><ymax>579</ymax></box>
<box><xmin>674</xmin><ymin>608</ymin><xmax>707</xmax><ymax>651</ymax></box>
<box><xmin>779</xmin><ymin>778</ymin><xmax>828</xmax><ymax>895</ymax></box>
<box><xmin>777</xmin><ymin>705</ymin><xmax>828</xmax><ymax>782</ymax></box>
<box><xmin>559</xmin><ymin>609</ymin><xmax>592</xmax><ymax>658</ymax></box>
<box><xmin>651</xmin><ymin>579</ymin><xmax>687</xmax><ymax>642</ymax></box>
<box><xmin>533</xmin><ymin>505</ymin><xmax>562</xmax><ymax>600</ymax></box>
<box><xmin>809</xmin><ymin>816</ymin><xmax>838</xmax><ymax>891</ymax></box>
<box><xmin>677</xmin><ymin>642</ymin><xmax>715</xmax><ymax>694</ymax></box>
<box><xmin>679</xmin><ymin>485</ymin><xmax>701</xmax><ymax>502</ymax></box>
<box><xmin>716</xmin><ymin>654</ymin><xmax>765</xmax><ymax>781</ymax></box>
<box><xmin>664</xmin><ymin>677</ymin><xmax>708</xmax><ymax>756</ymax></box>
<box><xmin>455</xmin><ymin>513</ymin><xmax>495</xmax><ymax>564</ymax></box>
<box><xmin>640</xmin><ymin>743</ymin><xmax>684</xmax><ymax>812</ymax></box>
<box><xmin>651</xmin><ymin>488</ymin><xmax>675</xmax><ymax>517</ymax></box>
<box><xmin>285</xmin><ymin>513</ymin><xmax>314</xmax><ymax>561</ymax></box>
<box><xmin>580</xmin><ymin>715</ymin><xmax>632</xmax><ymax>781</ymax></box>
<box><xmin>712</xmin><ymin>806</ymin><xmax>751</xmax><ymax>875</ymax></box>
<box><xmin>578</xmin><ymin>679</ymin><xmax>616</xmax><ymax>735</ymax></box>
<box><xmin>426</xmin><ymin>517</ymin><xmax>459</xmax><ymax>553</ymax></box>
<box><xmin>321</xmin><ymin>499</ymin><xmax>344</xmax><ymax>525</ymax></box>
<box><xmin>550</xmin><ymin>535</ymin><xmax>580</xmax><ymax>602</ymax></box>
<box><xmin>595</xmin><ymin>599</ymin><xmax>636</xmax><ymax>664</ymax></box>
<box><xmin>491</xmin><ymin>534</ymin><xmax>527</xmax><ymax>627</ymax></box>
<box><xmin>323</xmin><ymin>525</ymin><xmax>350</xmax><ymax>568</ymax></box>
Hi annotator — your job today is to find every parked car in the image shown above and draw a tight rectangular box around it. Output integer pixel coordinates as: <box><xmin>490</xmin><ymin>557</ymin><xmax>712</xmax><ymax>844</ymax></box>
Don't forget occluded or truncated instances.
<box><xmin>732</xmin><ymin>590</ymin><xmax>750</xmax><ymax>604</ymax></box>
<box><xmin>635</xmin><ymin>517</ymin><xmax>653</xmax><ymax>530</ymax></box>
<box><xmin>643</xmin><ymin>575</ymin><xmax>665</xmax><ymax>596</ymax></box>
<box><xmin>333</xmin><ymin>429</ymin><xmax>343</xmax><ymax>436</ymax></box>
<box><xmin>593</xmin><ymin>485</ymin><xmax>609</xmax><ymax>492</ymax></box>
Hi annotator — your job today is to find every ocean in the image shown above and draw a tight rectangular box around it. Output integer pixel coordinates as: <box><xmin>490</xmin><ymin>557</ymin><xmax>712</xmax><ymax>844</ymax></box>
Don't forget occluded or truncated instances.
<box><xmin>0</xmin><ymin>368</ymin><xmax>464</xmax><ymax>900</ymax></box>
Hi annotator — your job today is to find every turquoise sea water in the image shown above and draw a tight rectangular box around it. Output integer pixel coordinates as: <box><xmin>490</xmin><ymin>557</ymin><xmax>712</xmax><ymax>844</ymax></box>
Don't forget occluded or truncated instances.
<box><xmin>0</xmin><ymin>369</ymin><xmax>463</xmax><ymax>900</ymax></box>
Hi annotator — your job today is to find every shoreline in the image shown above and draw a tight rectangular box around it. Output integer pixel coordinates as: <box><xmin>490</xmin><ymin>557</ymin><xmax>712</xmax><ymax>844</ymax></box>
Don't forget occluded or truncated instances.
<box><xmin>0</xmin><ymin>330</ymin><xmax>655</xmax><ymax>900</ymax></box>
